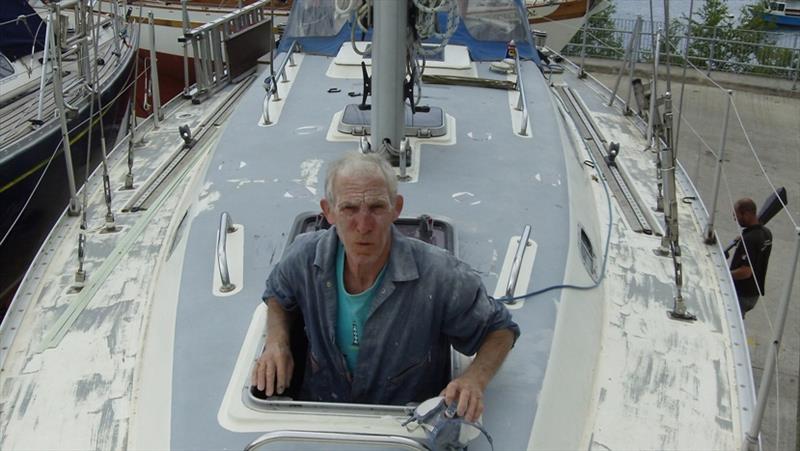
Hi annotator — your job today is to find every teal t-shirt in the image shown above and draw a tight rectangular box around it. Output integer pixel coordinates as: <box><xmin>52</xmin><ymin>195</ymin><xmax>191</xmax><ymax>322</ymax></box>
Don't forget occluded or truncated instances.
<box><xmin>336</xmin><ymin>243</ymin><xmax>386</xmax><ymax>373</ymax></box>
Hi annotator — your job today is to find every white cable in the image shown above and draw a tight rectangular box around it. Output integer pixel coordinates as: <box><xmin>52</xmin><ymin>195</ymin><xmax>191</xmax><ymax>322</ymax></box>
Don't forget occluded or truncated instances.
<box><xmin>729</xmin><ymin>100</ymin><xmax>798</xmax><ymax>228</ymax></box>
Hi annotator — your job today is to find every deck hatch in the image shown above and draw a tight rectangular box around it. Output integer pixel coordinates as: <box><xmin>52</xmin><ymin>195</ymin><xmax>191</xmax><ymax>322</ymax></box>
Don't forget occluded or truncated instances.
<box><xmin>287</xmin><ymin>212</ymin><xmax>456</xmax><ymax>255</ymax></box>
<box><xmin>337</xmin><ymin>104</ymin><xmax>447</xmax><ymax>138</ymax></box>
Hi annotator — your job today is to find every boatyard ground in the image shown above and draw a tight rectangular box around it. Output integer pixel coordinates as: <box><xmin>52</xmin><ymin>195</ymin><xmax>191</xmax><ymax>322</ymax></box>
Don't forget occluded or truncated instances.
<box><xmin>585</xmin><ymin>59</ymin><xmax>800</xmax><ymax>450</ymax></box>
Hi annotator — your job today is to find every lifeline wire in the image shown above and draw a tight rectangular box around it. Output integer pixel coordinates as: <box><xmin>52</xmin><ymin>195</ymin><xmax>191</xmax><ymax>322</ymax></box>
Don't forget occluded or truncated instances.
<box><xmin>720</xmin><ymin>162</ymin><xmax>782</xmax><ymax>449</ymax></box>
<box><xmin>729</xmin><ymin>100</ymin><xmax>798</xmax><ymax>228</ymax></box>
<box><xmin>0</xmin><ymin>64</ymin><xmax>147</xmax><ymax>247</ymax></box>
<box><xmin>664</xmin><ymin>37</ymin><xmax>797</xmax><ymax>228</ymax></box>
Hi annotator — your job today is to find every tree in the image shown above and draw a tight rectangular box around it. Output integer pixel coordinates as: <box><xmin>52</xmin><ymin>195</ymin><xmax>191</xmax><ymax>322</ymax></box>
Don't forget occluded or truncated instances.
<box><xmin>564</xmin><ymin>0</ymin><xmax>623</xmax><ymax>59</ymax></box>
<box><xmin>734</xmin><ymin>2</ymin><xmax>795</xmax><ymax>76</ymax></box>
<box><xmin>686</xmin><ymin>0</ymin><xmax>736</xmax><ymax>71</ymax></box>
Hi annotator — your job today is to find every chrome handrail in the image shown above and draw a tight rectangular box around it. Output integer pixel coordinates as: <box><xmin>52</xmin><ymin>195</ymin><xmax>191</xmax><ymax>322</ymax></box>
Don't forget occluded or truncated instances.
<box><xmin>217</xmin><ymin>212</ymin><xmax>236</xmax><ymax>293</ymax></box>
<box><xmin>262</xmin><ymin>40</ymin><xmax>298</xmax><ymax>124</ymax></box>
<box><xmin>514</xmin><ymin>50</ymin><xmax>529</xmax><ymax>136</ymax></box>
<box><xmin>244</xmin><ymin>430</ymin><xmax>426</xmax><ymax>451</ymax></box>
<box><xmin>505</xmin><ymin>224</ymin><xmax>532</xmax><ymax>303</ymax></box>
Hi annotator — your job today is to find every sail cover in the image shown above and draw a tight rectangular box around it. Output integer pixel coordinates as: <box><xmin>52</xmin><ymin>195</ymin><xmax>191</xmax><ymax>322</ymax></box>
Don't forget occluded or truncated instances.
<box><xmin>1</xmin><ymin>0</ymin><xmax>46</xmax><ymax>61</ymax></box>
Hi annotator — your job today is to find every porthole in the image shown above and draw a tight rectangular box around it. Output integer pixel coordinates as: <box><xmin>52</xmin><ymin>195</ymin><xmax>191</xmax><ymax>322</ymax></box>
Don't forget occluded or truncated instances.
<box><xmin>579</xmin><ymin>227</ymin><xmax>596</xmax><ymax>279</ymax></box>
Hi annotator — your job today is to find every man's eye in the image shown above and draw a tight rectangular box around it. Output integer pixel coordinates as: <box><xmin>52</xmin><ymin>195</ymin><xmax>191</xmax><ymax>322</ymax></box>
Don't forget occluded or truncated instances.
<box><xmin>342</xmin><ymin>206</ymin><xmax>358</xmax><ymax>214</ymax></box>
<box><xmin>369</xmin><ymin>205</ymin><xmax>387</xmax><ymax>213</ymax></box>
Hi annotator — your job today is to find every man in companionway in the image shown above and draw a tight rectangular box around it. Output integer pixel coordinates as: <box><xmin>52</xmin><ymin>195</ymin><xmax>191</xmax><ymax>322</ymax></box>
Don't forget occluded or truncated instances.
<box><xmin>730</xmin><ymin>198</ymin><xmax>772</xmax><ymax>318</ymax></box>
<box><xmin>252</xmin><ymin>152</ymin><xmax>519</xmax><ymax>422</ymax></box>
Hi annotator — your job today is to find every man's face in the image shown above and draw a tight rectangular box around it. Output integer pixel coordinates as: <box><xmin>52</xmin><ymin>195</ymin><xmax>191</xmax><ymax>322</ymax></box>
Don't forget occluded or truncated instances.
<box><xmin>734</xmin><ymin>208</ymin><xmax>752</xmax><ymax>227</ymax></box>
<box><xmin>321</xmin><ymin>173</ymin><xmax>403</xmax><ymax>267</ymax></box>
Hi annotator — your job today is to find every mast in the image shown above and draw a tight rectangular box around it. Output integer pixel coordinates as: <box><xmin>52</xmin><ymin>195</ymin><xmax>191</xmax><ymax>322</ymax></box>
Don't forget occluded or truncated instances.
<box><xmin>370</xmin><ymin>0</ymin><xmax>408</xmax><ymax>156</ymax></box>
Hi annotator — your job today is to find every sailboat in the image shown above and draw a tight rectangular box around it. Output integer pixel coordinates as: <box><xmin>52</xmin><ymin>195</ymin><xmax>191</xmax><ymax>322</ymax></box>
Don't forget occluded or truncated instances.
<box><xmin>0</xmin><ymin>0</ymin><xmax>763</xmax><ymax>449</ymax></box>
<box><xmin>0</xmin><ymin>1</ymin><xmax>136</xmax><ymax>314</ymax></box>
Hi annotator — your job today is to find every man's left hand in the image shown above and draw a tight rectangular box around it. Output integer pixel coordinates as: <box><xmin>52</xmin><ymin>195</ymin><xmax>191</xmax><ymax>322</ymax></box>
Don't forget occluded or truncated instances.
<box><xmin>441</xmin><ymin>375</ymin><xmax>485</xmax><ymax>422</ymax></box>
<box><xmin>440</xmin><ymin>328</ymin><xmax>515</xmax><ymax>423</ymax></box>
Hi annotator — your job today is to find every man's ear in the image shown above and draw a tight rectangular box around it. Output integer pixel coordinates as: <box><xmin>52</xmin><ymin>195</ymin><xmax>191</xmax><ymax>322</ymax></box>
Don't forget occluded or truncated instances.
<box><xmin>321</xmin><ymin>198</ymin><xmax>335</xmax><ymax>225</ymax></box>
<box><xmin>393</xmin><ymin>194</ymin><xmax>404</xmax><ymax>219</ymax></box>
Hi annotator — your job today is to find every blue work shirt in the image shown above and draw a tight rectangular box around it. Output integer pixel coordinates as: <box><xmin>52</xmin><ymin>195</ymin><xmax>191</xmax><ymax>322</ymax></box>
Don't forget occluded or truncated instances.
<box><xmin>262</xmin><ymin>226</ymin><xmax>520</xmax><ymax>405</ymax></box>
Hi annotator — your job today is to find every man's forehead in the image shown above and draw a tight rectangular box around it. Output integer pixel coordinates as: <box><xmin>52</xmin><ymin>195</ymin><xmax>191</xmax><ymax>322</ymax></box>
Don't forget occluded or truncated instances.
<box><xmin>335</xmin><ymin>190</ymin><xmax>391</xmax><ymax>205</ymax></box>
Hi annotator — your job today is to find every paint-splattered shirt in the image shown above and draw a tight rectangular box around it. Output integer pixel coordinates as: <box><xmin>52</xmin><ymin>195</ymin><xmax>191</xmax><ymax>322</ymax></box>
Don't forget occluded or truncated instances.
<box><xmin>262</xmin><ymin>225</ymin><xmax>520</xmax><ymax>405</ymax></box>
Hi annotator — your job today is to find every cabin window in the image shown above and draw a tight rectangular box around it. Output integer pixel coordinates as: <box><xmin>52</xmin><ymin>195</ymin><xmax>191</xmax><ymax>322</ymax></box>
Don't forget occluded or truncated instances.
<box><xmin>283</xmin><ymin>2</ymin><xmax>349</xmax><ymax>38</ymax></box>
<box><xmin>0</xmin><ymin>54</ymin><xmax>14</xmax><ymax>79</ymax></box>
<box><xmin>461</xmin><ymin>0</ymin><xmax>529</xmax><ymax>42</ymax></box>
<box><xmin>579</xmin><ymin>227</ymin><xmax>596</xmax><ymax>278</ymax></box>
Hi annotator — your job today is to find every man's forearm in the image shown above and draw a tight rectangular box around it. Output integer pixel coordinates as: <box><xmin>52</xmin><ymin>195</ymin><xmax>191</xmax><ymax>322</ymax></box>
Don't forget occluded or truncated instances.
<box><xmin>266</xmin><ymin>298</ymin><xmax>293</xmax><ymax>343</ymax></box>
<box><xmin>731</xmin><ymin>266</ymin><xmax>752</xmax><ymax>280</ymax></box>
<box><xmin>463</xmin><ymin>329</ymin><xmax>515</xmax><ymax>389</ymax></box>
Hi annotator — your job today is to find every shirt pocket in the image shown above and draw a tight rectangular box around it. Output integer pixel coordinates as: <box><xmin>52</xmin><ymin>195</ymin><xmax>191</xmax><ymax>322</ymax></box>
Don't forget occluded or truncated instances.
<box><xmin>386</xmin><ymin>350</ymin><xmax>431</xmax><ymax>387</ymax></box>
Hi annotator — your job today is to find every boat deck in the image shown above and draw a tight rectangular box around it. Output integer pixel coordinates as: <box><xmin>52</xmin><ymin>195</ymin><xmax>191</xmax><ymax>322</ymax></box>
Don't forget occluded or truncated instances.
<box><xmin>0</xmin><ymin>44</ymin><xmax>757</xmax><ymax>450</ymax></box>
<box><xmin>537</xmin><ymin>61</ymin><xmax>756</xmax><ymax>449</ymax></box>
<box><xmin>0</xmin><ymin>27</ymin><xmax>123</xmax><ymax>152</ymax></box>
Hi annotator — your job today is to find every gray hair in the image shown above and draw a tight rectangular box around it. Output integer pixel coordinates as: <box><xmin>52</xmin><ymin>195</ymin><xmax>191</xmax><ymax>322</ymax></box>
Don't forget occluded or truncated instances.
<box><xmin>325</xmin><ymin>152</ymin><xmax>398</xmax><ymax>205</ymax></box>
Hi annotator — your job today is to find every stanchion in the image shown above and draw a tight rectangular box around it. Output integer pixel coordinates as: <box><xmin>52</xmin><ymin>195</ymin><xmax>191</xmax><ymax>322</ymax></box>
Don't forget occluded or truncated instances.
<box><xmin>703</xmin><ymin>90</ymin><xmax>733</xmax><ymax>244</ymax></box>
<box><xmin>745</xmin><ymin>227</ymin><xmax>800</xmax><ymax>450</ymax></box>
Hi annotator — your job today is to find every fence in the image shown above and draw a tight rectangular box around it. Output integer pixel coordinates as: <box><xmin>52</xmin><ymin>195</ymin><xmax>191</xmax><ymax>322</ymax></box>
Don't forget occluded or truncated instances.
<box><xmin>562</xmin><ymin>17</ymin><xmax>800</xmax><ymax>83</ymax></box>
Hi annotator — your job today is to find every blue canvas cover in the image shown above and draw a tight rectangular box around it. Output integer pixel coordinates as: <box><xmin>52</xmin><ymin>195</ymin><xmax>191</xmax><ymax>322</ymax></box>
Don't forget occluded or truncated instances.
<box><xmin>1</xmin><ymin>0</ymin><xmax>46</xmax><ymax>61</ymax></box>
<box><xmin>279</xmin><ymin>0</ymin><xmax>540</xmax><ymax>64</ymax></box>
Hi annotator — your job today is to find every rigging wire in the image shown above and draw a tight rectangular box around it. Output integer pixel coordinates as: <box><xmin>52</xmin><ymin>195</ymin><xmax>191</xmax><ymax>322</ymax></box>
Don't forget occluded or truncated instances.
<box><xmin>720</xmin><ymin>161</ymin><xmax>782</xmax><ymax>449</ymax></box>
<box><xmin>729</xmin><ymin>101</ymin><xmax>797</xmax><ymax>228</ymax></box>
<box><xmin>663</xmin><ymin>37</ymin><xmax>797</xmax><ymax>229</ymax></box>
<box><xmin>0</xmin><ymin>58</ymin><xmax>145</xmax><ymax>248</ymax></box>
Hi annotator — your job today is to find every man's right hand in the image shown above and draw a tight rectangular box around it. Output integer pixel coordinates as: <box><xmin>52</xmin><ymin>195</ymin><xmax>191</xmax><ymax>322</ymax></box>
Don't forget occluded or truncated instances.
<box><xmin>252</xmin><ymin>340</ymin><xmax>294</xmax><ymax>396</ymax></box>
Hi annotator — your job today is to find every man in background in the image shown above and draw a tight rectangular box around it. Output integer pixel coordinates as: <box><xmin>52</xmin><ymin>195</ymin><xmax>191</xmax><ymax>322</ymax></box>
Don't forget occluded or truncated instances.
<box><xmin>730</xmin><ymin>198</ymin><xmax>773</xmax><ymax>318</ymax></box>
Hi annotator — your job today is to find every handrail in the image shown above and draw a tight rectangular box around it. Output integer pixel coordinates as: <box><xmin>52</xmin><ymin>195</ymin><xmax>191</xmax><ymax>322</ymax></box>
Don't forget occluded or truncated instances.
<box><xmin>505</xmin><ymin>225</ymin><xmax>532</xmax><ymax>303</ymax></box>
<box><xmin>217</xmin><ymin>212</ymin><xmax>236</xmax><ymax>293</ymax></box>
<box><xmin>244</xmin><ymin>430</ymin><xmax>426</xmax><ymax>451</ymax></box>
<box><xmin>262</xmin><ymin>40</ymin><xmax>298</xmax><ymax>124</ymax></box>
<box><xmin>513</xmin><ymin>50</ymin><xmax>529</xmax><ymax>136</ymax></box>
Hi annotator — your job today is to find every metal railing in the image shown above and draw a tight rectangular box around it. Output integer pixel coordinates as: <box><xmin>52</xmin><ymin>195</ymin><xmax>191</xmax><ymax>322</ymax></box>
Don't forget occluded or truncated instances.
<box><xmin>217</xmin><ymin>212</ymin><xmax>236</xmax><ymax>293</ymax></box>
<box><xmin>245</xmin><ymin>431</ymin><xmax>426</xmax><ymax>451</ymax></box>
<box><xmin>181</xmin><ymin>0</ymin><xmax>275</xmax><ymax>101</ymax></box>
<box><xmin>563</xmin><ymin>18</ymin><xmax>800</xmax><ymax>85</ymax></box>
<box><xmin>261</xmin><ymin>40</ymin><xmax>299</xmax><ymax>125</ymax></box>
<box><xmin>513</xmin><ymin>50</ymin><xmax>530</xmax><ymax>136</ymax></box>
<box><xmin>505</xmin><ymin>225</ymin><xmax>532</xmax><ymax>303</ymax></box>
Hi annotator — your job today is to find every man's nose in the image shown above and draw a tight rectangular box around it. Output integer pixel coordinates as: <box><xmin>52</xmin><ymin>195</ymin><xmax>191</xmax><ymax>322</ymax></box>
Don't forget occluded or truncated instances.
<box><xmin>354</xmin><ymin>207</ymin><xmax>374</xmax><ymax>233</ymax></box>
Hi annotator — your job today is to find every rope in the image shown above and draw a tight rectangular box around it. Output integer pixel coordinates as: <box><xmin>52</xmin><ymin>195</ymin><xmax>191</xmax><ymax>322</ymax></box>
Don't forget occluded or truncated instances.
<box><xmin>411</xmin><ymin>0</ymin><xmax>460</xmax><ymax>56</ymax></box>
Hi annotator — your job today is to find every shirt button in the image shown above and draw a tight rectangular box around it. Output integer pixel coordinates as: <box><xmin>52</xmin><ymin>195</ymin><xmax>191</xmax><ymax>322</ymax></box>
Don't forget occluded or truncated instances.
<box><xmin>327</xmin><ymin>281</ymin><xmax>333</xmax><ymax>288</ymax></box>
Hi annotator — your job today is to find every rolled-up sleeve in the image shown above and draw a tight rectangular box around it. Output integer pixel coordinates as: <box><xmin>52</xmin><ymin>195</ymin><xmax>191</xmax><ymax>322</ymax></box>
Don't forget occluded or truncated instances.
<box><xmin>443</xmin><ymin>262</ymin><xmax>520</xmax><ymax>356</ymax></box>
<box><xmin>262</xmin><ymin>235</ymin><xmax>317</xmax><ymax>311</ymax></box>
<box><xmin>262</xmin><ymin>260</ymin><xmax>298</xmax><ymax>311</ymax></box>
